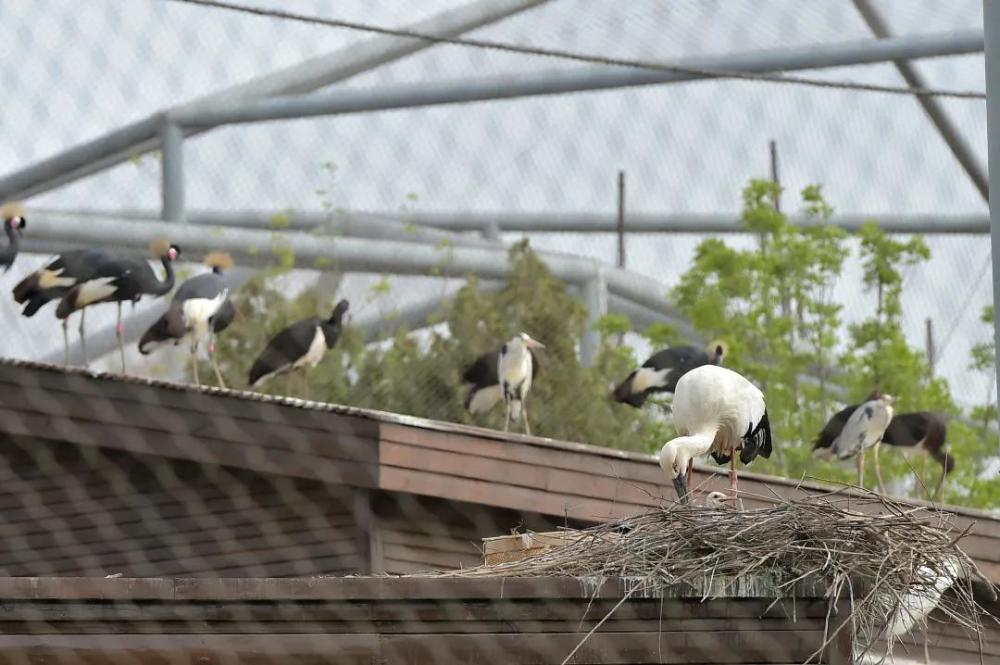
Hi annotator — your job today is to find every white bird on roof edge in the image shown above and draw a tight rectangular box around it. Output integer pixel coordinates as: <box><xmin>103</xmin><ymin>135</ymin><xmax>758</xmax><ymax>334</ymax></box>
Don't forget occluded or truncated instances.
<box><xmin>498</xmin><ymin>332</ymin><xmax>546</xmax><ymax>435</ymax></box>
<box><xmin>658</xmin><ymin>364</ymin><xmax>772</xmax><ymax>507</ymax></box>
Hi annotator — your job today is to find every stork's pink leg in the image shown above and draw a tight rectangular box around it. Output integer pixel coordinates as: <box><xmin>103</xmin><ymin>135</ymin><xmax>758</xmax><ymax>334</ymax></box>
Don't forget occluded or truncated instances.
<box><xmin>730</xmin><ymin>455</ymin><xmax>744</xmax><ymax>510</ymax></box>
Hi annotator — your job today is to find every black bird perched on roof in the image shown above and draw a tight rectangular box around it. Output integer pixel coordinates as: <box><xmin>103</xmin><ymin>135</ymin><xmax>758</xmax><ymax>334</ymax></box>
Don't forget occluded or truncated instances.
<box><xmin>0</xmin><ymin>202</ymin><xmax>26</xmax><ymax>273</ymax></box>
<box><xmin>814</xmin><ymin>400</ymin><xmax>952</xmax><ymax>495</ymax></box>
<box><xmin>13</xmin><ymin>246</ymin><xmax>117</xmax><ymax>365</ymax></box>
<box><xmin>462</xmin><ymin>346</ymin><xmax>543</xmax><ymax>418</ymax></box>
<box><xmin>56</xmin><ymin>239</ymin><xmax>180</xmax><ymax>373</ymax></box>
<box><xmin>248</xmin><ymin>299</ymin><xmax>350</xmax><ymax>399</ymax></box>
<box><xmin>138</xmin><ymin>252</ymin><xmax>234</xmax><ymax>388</ymax></box>
<box><xmin>613</xmin><ymin>343</ymin><xmax>724</xmax><ymax>408</ymax></box>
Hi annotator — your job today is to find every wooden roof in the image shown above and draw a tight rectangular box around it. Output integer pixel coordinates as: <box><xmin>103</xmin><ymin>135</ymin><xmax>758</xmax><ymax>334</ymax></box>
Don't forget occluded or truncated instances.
<box><xmin>0</xmin><ymin>575</ymin><xmax>852</xmax><ymax>665</ymax></box>
<box><xmin>0</xmin><ymin>358</ymin><xmax>998</xmax><ymax>583</ymax></box>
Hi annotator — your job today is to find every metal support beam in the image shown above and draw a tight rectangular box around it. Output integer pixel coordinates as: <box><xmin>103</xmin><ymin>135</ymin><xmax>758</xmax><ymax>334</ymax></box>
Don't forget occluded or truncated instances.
<box><xmin>34</xmin><ymin>207</ymin><xmax>992</xmax><ymax>235</ymax></box>
<box><xmin>160</xmin><ymin>123</ymin><xmax>185</xmax><ymax>222</ymax></box>
<box><xmin>983</xmin><ymin>0</ymin><xmax>1000</xmax><ymax>434</ymax></box>
<box><xmin>580</xmin><ymin>268</ymin><xmax>608</xmax><ymax>367</ymax></box>
<box><xmin>172</xmin><ymin>30</ymin><xmax>984</xmax><ymax>127</ymax></box>
<box><xmin>853</xmin><ymin>0</ymin><xmax>988</xmax><ymax>201</ymax></box>
<box><xmin>0</xmin><ymin>0</ymin><xmax>548</xmax><ymax>201</ymax></box>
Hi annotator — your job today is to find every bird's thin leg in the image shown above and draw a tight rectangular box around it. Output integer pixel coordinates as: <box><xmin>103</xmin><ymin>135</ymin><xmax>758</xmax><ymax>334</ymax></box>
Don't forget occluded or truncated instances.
<box><xmin>730</xmin><ymin>454</ymin><xmax>744</xmax><ymax>510</ymax></box>
<box><xmin>208</xmin><ymin>336</ymin><xmax>226</xmax><ymax>390</ymax></box>
<box><xmin>62</xmin><ymin>318</ymin><xmax>69</xmax><ymax>367</ymax></box>
<box><xmin>286</xmin><ymin>369</ymin><xmax>293</xmax><ymax>397</ymax></box>
<box><xmin>116</xmin><ymin>302</ymin><xmax>126</xmax><ymax>374</ymax></box>
<box><xmin>873</xmin><ymin>442</ymin><xmax>886</xmax><ymax>494</ymax></box>
<box><xmin>522</xmin><ymin>398</ymin><xmax>531</xmax><ymax>436</ymax></box>
<box><xmin>301</xmin><ymin>369</ymin><xmax>310</xmax><ymax>401</ymax></box>
<box><xmin>191</xmin><ymin>344</ymin><xmax>200</xmax><ymax>387</ymax></box>
<box><xmin>856</xmin><ymin>449</ymin><xmax>866</xmax><ymax>489</ymax></box>
<box><xmin>503</xmin><ymin>399</ymin><xmax>511</xmax><ymax>433</ymax></box>
<box><xmin>78</xmin><ymin>309</ymin><xmax>88</xmax><ymax>367</ymax></box>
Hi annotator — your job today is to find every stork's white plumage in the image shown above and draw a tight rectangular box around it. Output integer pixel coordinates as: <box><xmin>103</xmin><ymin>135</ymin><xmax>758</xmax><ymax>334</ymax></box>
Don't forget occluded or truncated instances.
<box><xmin>658</xmin><ymin>365</ymin><xmax>772</xmax><ymax>505</ymax></box>
<box><xmin>498</xmin><ymin>332</ymin><xmax>545</xmax><ymax>434</ymax></box>
<box><xmin>704</xmin><ymin>491</ymin><xmax>736</xmax><ymax>509</ymax></box>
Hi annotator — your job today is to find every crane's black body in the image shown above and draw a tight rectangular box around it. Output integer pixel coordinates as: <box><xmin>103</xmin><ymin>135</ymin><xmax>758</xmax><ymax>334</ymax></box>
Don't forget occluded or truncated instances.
<box><xmin>138</xmin><ymin>270</ymin><xmax>232</xmax><ymax>353</ymax></box>
<box><xmin>613</xmin><ymin>344</ymin><xmax>723</xmax><ymax>407</ymax></box>
<box><xmin>462</xmin><ymin>348</ymin><xmax>542</xmax><ymax>414</ymax></box>
<box><xmin>55</xmin><ymin>249</ymin><xmax>179</xmax><ymax>319</ymax></box>
<box><xmin>12</xmin><ymin>247</ymin><xmax>114</xmax><ymax>317</ymax></box>
<box><xmin>1</xmin><ymin>214</ymin><xmax>25</xmax><ymax>273</ymax></box>
<box><xmin>248</xmin><ymin>299</ymin><xmax>350</xmax><ymax>393</ymax></box>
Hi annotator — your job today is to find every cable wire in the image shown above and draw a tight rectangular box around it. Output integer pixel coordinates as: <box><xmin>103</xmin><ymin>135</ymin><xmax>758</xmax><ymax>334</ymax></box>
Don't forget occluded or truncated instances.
<box><xmin>165</xmin><ymin>0</ymin><xmax>986</xmax><ymax>100</ymax></box>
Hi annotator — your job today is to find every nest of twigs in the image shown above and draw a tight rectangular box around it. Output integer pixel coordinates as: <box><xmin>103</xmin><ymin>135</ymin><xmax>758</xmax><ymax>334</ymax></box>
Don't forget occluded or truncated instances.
<box><xmin>420</xmin><ymin>490</ymin><xmax>995</xmax><ymax>664</ymax></box>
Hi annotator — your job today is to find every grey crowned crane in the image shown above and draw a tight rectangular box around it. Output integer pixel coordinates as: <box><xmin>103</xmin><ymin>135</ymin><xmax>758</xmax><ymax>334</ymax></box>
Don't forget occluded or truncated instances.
<box><xmin>497</xmin><ymin>332</ymin><xmax>546</xmax><ymax>434</ymax></box>
<box><xmin>462</xmin><ymin>346</ymin><xmax>543</xmax><ymax>418</ymax></box>
<box><xmin>814</xmin><ymin>399</ymin><xmax>949</xmax><ymax>494</ymax></box>
<box><xmin>247</xmin><ymin>299</ymin><xmax>350</xmax><ymax>399</ymax></box>
<box><xmin>658</xmin><ymin>364</ymin><xmax>772</xmax><ymax>507</ymax></box>
<box><xmin>137</xmin><ymin>252</ymin><xmax>234</xmax><ymax>387</ymax></box>
<box><xmin>12</xmin><ymin>246</ymin><xmax>116</xmax><ymax>364</ymax></box>
<box><xmin>613</xmin><ymin>343</ymin><xmax>724</xmax><ymax>407</ymax></box>
<box><xmin>55</xmin><ymin>239</ymin><xmax>180</xmax><ymax>372</ymax></box>
<box><xmin>0</xmin><ymin>202</ymin><xmax>26</xmax><ymax>272</ymax></box>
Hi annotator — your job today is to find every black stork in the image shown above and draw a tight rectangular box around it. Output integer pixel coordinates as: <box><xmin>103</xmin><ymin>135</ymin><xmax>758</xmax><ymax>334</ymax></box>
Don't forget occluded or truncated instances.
<box><xmin>613</xmin><ymin>343</ymin><xmax>724</xmax><ymax>407</ymax></box>
<box><xmin>247</xmin><ymin>299</ymin><xmax>350</xmax><ymax>399</ymax></box>
<box><xmin>137</xmin><ymin>252</ymin><xmax>234</xmax><ymax>387</ymax></box>
<box><xmin>462</xmin><ymin>344</ymin><xmax>543</xmax><ymax>418</ymax></box>
<box><xmin>55</xmin><ymin>239</ymin><xmax>180</xmax><ymax>372</ymax></box>
<box><xmin>497</xmin><ymin>332</ymin><xmax>546</xmax><ymax>434</ymax></box>
<box><xmin>13</xmin><ymin>246</ymin><xmax>117</xmax><ymax>365</ymax></box>
<box><xmin>0</xmin><ymin>202</ymin><xmax>26</xmax><ymax>272</ymax></box>
<box><xmin>814</xmin><ymin>400</ymin><xmax>952</xmax><ymax>496</ymax></box>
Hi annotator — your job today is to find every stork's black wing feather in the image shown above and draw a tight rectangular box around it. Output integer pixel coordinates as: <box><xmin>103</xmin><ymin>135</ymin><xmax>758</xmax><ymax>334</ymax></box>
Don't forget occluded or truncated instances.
<box><xmin>248</xmin><ymin>317</ymin><xmax>321</xmax><ymax>385</ymax></box>
<box><xmin>813</xmin><ymin>403</ymin><xmax>858</xmax><ymax>452</ymax></box>
<box><xmin>463</xmin><ymin>351</ymin><xmax>500</xmax><ymax>387</ymax></box>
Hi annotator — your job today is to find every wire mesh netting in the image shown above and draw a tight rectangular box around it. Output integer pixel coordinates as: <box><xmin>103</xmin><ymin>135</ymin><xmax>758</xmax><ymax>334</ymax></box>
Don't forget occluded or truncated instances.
<box><xmin>0</xmin><ymin>1</ymin><xmax>997</xmax><ymax>663</ymax></box>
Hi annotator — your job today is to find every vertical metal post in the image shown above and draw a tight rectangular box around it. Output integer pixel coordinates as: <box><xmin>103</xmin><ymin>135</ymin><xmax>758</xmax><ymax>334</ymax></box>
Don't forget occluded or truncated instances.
<box><xmin>925</xmin><ymin>317</ymin><xmax>936</xmax><ymax>373</ymax></box>
<box><xmin>616</xmin><ymin>170</ymin><xmax>626</xmax><ymax>268</ymax></box>
<box><xmin>580</xmin><ymin>267</ymin><xmax>608</xmax><ymax>368</ymax></box>
<box><xmin>160</xmin><ymin>122</ymin><xmax>185</xmax><ymax>223</ymax></box>
<box><xmin>483</xmin><ymin>219</ymin><xmax>502</xmax><ymax>242</ymax></box>
<box><xmin>983</xmin><ymin>0</ymin><xmax>1000</xmax><ymax>431</ymax></box>
<box><xmin>769</xmin><ymin>139</ymin><xmax>781</xmax><ymax>212</ymax></box>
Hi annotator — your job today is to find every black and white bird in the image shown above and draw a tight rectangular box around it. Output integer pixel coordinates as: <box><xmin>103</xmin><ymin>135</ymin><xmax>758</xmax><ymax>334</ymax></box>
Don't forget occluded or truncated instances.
<box><xmin>811</xmin><ymin>393</ymin><xmax>895</xmax><ymax>489</ymax></box>
<box><xmin>613</xmin><ymin>343</ymin><xmax>724</xmax><ymax>407</ymax></box>
<box><xmin>55</xmin><ymin>239</ymin><xmax>180</xmax><ymax>372</ymax></box>
<box><xmin>658</xmin><ymin>364</ymin><xmax>772</xmax><ymax>505</ymax></box>
<box><xmin>497</xmin><ymin>332</ymin><xmax>546</xmax><ymax>434</ymax></box>
<box><xmin>136</xmin><ymin>252</ymin><xmax>233</xmax><ymax>387</ymax></box>
<box><xmin>12</xmin><ymin>246</ymin><xmax>116</xmax><ymax>364</ymax></box>
<box><xmin>814</xmin><ymin>400</ymin><xmax>949</xmax><ymax>493</ymax></box>
<box><xmin>248</xmin><ymin>299</ymin><xmax>350</xmax><ymax>399</ymax></box>
<box><xmin>0</xmin><ymin>202</ymin><xmax>26</xmax><ymax>272</ymax></box>
<box><xmin>462</xmin><ymin>346</ymin><xmax>542</xmax><ymax>417</ymax></box>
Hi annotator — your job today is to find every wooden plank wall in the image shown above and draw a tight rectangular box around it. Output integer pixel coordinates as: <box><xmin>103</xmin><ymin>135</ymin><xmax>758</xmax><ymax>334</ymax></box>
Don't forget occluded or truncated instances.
<box><xmin>0</xmin><ymin>435</ymin><xmax>365</xmax><ymax>577</ymax></box>
<box><xmin>372</xmin><ymin>492</ymin><xmax>587</xmax><ymax>574</ymax></box>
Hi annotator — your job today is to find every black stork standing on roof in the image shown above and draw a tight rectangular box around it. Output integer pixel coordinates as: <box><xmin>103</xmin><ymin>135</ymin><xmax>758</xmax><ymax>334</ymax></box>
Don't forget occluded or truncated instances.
<box><xmin>814</xmin><ymin>397</ymin><xmax>951</xmax><ymax>496</ymax></box>
<box><xmin>55</xmin><ymin>239</ymin><xmax>180</xmax><ymax>372</ymax></box>
<box><xmin>613</xmin><ymin>343</ymin><xmax>724</xmax><ymax>407</ymax></box>
<box><xmin>247</xmin><ymin>299</ymin><xmax>350</xmax><ymax>399</ymax></box>
<box><xmin>462</xmin><ymin>344</ymin><xmax>543</xmax><ymax>419</ymax></box>
<box><xmin>137</xmin><ymin>252</ymin><xmax>234</xmax><ymax>388</ymax></box>
<box><xmin>13</xmin><ymin>246</ymin><xmax>117</xmax><ymax>365</ymax></box>
<box><xmin>0</xmin><ymin>202</ymin><xmax>26</xmax><ymax>273</ymax></box>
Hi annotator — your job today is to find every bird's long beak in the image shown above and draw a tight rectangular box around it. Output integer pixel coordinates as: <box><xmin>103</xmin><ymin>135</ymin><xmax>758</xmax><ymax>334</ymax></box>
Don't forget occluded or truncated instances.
<box><xmin>526</xmin><ymin>337</ymin><xmax>545</xmax><ymax>349</ymax></box>
<box><xmin>672</xmin><ymin>474</ymin><xmax>690</xmax><ymax>504</ymax></box>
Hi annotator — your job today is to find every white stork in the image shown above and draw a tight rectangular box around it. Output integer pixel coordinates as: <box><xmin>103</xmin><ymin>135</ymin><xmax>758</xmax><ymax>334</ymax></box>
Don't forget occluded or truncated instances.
<box><xmin>658</xmin><ymin>365</ymin><xmax>772</xmax><ymax>505</ymax></box>
<box><xmin>704</xmin><ymin>491</ymin><xmax>736</xmax><ymax>509</ymax></box>
<box><xmin>813</xmin><ymin>393</ymin><xmax>895</xmax><ymax>488</ymax></box>
<box><xmin>497</xmin><ymin>332</ymin><xmax>546</xmax><ymax>434</ymax></box>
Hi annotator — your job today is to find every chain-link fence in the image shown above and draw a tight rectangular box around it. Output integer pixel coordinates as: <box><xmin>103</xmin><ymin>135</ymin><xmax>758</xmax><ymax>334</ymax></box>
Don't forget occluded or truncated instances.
<box><xmin>0</xmin><ymin>1</ymin><xmax>996</xmax><ymax>663</ymax></box>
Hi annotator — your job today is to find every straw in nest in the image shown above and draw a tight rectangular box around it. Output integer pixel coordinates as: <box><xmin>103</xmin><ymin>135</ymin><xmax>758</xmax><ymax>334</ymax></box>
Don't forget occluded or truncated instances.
<box><xmin>418</xmin><ymin>490</ymin><xmax>994</xmax><ymax>664</ymax></box>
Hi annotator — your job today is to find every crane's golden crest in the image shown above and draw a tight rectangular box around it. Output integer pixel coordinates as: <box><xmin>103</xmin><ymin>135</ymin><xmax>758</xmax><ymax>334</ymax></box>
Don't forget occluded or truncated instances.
<box><xmin>0</xmin><ymin>201</ymin><xmax>25</xmax><ymax>219</ymax></box>
<box><xmin>148</xmin><ymin>238</ymin><xmax>173</xmax><ymax>258</ymax></box>
<box><xmin>204</xmin><ymin>251</ymin><xmax>234</xmax><ymax>271</ymax></box>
